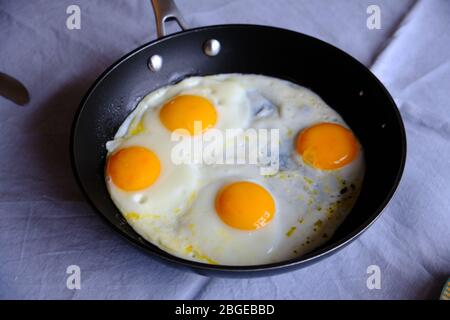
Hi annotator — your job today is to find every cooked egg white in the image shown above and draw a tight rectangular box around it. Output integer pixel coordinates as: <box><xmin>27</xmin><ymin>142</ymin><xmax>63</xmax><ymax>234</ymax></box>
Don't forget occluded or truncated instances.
<box><xmin>105</xmin><ymin>74</ymin><xmax>365</xmax><ymax>266</ymax></box>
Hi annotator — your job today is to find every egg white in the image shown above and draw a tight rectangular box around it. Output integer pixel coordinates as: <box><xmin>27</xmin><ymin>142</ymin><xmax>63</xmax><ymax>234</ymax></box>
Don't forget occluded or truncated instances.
<box><xmin>177</xmin><ymin>176</ymin><xmax>282</xmax><ymax>266</ymax></box>
<box><xmin>105</xmin><ymin>133</ymin><xmax>199</xmax><ymax>219</ymax></box>
<box><xmin>105</xmin><ymin>74</ymin><xmax>365</xmax><ymax>266</ymax></box>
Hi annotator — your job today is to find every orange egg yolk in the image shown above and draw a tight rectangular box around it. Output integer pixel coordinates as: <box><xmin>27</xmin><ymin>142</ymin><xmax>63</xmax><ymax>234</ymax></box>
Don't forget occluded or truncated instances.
<box><xmin>107</xmin><ymin>146</ymin><xmax>161</xmax><ymax>191</ymax></box>
<box><xmin>215</xmin><ymin>181</ymin><xmax>275</xmax><ymax>231</ymax></box>
<box><xmin>159</xmin><ymin>95</ymin><xmax>217</xmax><ymax>135</ymax></box>
<box><xmin>296</xmin><ymin>122</ymin><xmax>358</xmax><ymax>170</ymax></box>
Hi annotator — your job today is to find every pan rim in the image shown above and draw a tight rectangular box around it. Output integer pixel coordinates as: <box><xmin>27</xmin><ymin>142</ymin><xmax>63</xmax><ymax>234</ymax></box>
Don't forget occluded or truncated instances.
<box><xmin>70</xmin><ymin>23</ymin><xmax>407</xmax><ymax>275</ymax></box>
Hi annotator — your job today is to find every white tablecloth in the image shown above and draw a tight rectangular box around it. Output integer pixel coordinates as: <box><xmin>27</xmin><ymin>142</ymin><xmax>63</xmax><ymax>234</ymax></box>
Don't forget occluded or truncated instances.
<box><xmin>0</xmin><ymin>0</ymin><xmax>448</xmax><ymax>299</ymax></box>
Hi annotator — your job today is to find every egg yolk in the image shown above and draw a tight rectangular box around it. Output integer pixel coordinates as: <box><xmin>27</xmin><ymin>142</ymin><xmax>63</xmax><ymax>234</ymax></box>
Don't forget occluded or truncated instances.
<box><xmin>159</xmin><ymin>95</ymin><xmax>217</xmax><ymax>135</ymax></box>
<box><xmin>215</xmin><ymin>181</ymin><xmax>275</xmax><ymax>231</ymax></box>
<box><xmin>296</xmin><ymin>122</ymin><xmax>358</xmax><ymax>170</ymax></box>
<box><xmin>107</xmin><ymin>146</ymin><xmax>161</xmax><ymax>191</ymax></box>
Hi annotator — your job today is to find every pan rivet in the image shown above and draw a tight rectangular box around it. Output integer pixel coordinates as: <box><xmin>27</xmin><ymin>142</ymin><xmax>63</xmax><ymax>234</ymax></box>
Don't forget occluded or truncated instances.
<box><xmin>148</xmin><ymin>54</ymin><xmax>163</xmax><ymax>72</ymax></box>
<box><xmin>203</xmin><ymin>39</ymin><xmax>221</xmax><ymax>56</ymax></box>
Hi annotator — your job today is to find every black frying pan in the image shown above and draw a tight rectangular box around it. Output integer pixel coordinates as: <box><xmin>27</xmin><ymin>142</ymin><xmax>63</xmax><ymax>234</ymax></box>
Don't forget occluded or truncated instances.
<box><xmin>71</xmin><ymin>0</ymin><xmax>406</xmax><ymax>277</ymax></box>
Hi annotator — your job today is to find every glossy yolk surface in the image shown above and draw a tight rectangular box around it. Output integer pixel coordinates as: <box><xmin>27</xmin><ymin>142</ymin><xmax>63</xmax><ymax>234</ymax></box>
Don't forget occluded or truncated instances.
<box><xmin>296</xmin><ymin>122</ymin><xmax>358</xmax><ymax>170</ymax></box>
<box><xmin>159</xmin><ymin>95</ymin><xmax>217</xmax><ymax>135</ymax></box>
<box><xmin>107</xmin><ymin>146</ymin><xmax>161</xmax><ymax>191</ymax></box>
<box><xmin>215</xmin><ymin>181</ymin><xmax>275</xmax><ymax>231</ymax></box>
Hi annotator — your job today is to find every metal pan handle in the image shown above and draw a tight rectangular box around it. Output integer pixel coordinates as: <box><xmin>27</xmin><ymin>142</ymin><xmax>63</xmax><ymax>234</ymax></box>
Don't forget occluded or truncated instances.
<box><xmin>151</xmin><ymin>0</ymin><xmax>188</xmax><ymax>38</ymax></box>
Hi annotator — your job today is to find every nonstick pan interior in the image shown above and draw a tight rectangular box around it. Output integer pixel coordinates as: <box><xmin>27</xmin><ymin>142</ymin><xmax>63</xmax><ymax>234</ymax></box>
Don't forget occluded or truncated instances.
<box><xmin>71</xmin><ymin>25</ymin><xmax>406</xmax><ymax>277</ymax></box>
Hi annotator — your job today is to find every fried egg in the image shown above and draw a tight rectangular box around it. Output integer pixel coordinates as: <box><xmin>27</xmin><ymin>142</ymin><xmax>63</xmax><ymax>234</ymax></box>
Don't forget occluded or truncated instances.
<box><xmin>105</xmin><ymin>134</ymin><xmax>199</xmax><ymax>219</ymax></box>
<box><xmin>105</xmin><ymin>74</ymin><xmax>365</xmax><ymax>266</ymax></box>
<box><xmin>118</xmin><ymin>76</ymin><xmax>252</xmax><ymax>139</ymax></box>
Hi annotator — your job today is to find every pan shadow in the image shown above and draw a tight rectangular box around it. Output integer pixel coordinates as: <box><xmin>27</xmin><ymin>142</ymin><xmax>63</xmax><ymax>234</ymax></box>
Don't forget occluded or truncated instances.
<box><xmin>26</xmin><ymin>75</ymin><xmax>96</xmax><ymax>202</ymax></box>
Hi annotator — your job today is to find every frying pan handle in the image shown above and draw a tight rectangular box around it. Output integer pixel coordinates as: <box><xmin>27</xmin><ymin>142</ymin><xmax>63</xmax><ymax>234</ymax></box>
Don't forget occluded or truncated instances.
<box><xmin>151</xmin><ymin>0</ymin><xmax>188</xmax><ymax>38</ymax></box>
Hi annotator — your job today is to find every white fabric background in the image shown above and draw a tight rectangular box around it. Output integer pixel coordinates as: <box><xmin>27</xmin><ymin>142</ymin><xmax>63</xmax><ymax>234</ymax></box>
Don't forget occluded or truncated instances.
<box><xmin>0</xmin><ymin>0</ymin><xmax>448</xmax><ymax>299</ymax></box>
